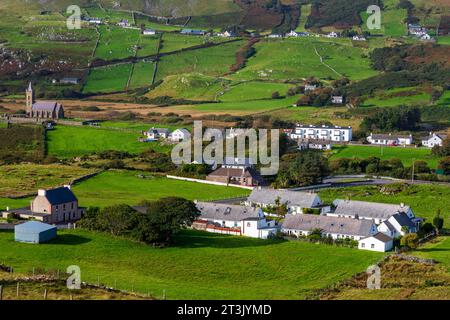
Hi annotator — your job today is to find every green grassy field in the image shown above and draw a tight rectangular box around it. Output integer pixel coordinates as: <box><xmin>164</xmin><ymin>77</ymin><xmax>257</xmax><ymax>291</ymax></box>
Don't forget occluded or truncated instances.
<box><xmin>147</xmin><ymin>73</ymin><xmax>228</xmax><ymax>101</ymax></box>
<box><xmin>0</xmin><ymin>229</ymin><xmax>382</xmax><ymax>299</ymax></box>
<box><xmin>319</xmin><ymin>184</ymin><xmax>450</xmax><ymax>228</ymax></box>
<box><xmin>83</xmin><ymin>64</ymin><xmax>131</xmax><ymax>94</ymax></box>
<box><xmin>438</xmin><ymin>90</ymin><xmax>450</xmax><ymax>106</ymax></box>
<box><xmin>46</xmin><ymin>125</ymin><xmax>170</xmax><ymax>158</ymax></box>
<box><xmin>295</xmin><ymin>4</ymin><xmax>312</xmax><ymax>32</ymax></box>
<box><xmin>129</xmin><ymin>60</ymin><xmax>155</xmax><ymax>89</ymax></box>
<box><xmin>84</xmin><ymin>6</ymin><xmax>132</xmax><ymax>24</ymax></box>
<box><xmin>232</xmin><ymin>38</ymin><xmax>377</xmax><ymax>81</ymax></box>
<box><xmin>219</xmin><ymin>81</ymin><xmax>293</xmax><ymax>102</ymax></box>
<box><xmin>95</xmin><ymin>26</ymin><xmax>140</xmax><ymax>61</ymax></box>
<box><xmin>71</xmin><ymin>170</ymin><xmax>250</xmax><ymax>207</ymax></box>
<box><xmin>437</xmin><ymin>36</ymin><xmax>450</xmax><ymax>46</ymax></box>
<box><xmin>329</xmin><ymin>145</ymin><xmax>439</xmax><ymax>168</ymax></box>
<box><xmin>360</xmin><ymin>0</ymin><xmax>407</xmax><ymax>37</ymax></box>
<box><xmin>0</xmin><ymin>164</ymin><xmax>97</xmax><ymax>197</ymax></box>
<box><xmin>136</xmin><ymin>34</ymin><xmax>160</xmax><ymax>57</ymax></box>
<box><xmin>156</xmin><ymin>41</ymin><xmax>243</xmax><ymax>82</ymax></box>
<box><xmin>175</xmin><ymin>96</ymin><xmax>298</xmax><ymax>115</ymax></box>
<box><xmin>414</xmin><ymin>237</ymin><xmax>450</xmax><ymax>271</ymax></box>
<box><xmin>159</xmin><ymin>33</ymin><xmax>207</xmax><ymax>53</ymax></box>
<box><xmin>362</xmin><ymin>87</ymin><xmax>431</xmax><ymax>107</ymax></box>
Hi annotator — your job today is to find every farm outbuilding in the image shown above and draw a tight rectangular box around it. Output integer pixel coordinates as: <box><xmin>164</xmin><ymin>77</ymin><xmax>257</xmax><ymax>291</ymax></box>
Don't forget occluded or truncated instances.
<box><xmin>14</xmin><ymin>221</ymin><xmax>57</xmax><ymax>244</ymax></box>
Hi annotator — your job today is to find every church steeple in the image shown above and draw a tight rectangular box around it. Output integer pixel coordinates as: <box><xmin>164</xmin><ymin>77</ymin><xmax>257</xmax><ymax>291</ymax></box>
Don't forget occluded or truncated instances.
<box><xmin>26</xmin><ymin>82</ymin><xmax>34</xmax><ymax>116</ymax></box>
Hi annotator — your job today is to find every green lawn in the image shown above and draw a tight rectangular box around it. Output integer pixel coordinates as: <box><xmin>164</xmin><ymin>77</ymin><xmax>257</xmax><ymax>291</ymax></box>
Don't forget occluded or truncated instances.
<box><xmin>95</xmin><ymin>26</ymin><xmax>140</xmax><ymax>61</ymax></box>
<box><xmin>0</xmin><ymin>164</ymin><xmax>96</xmax><ymax>197</ymax></box>
<box><xmin>362</xmin><ymin>87</ymin><xmax>431</xmax><ymax>107</ymax></box>
<box><xmin>129</xmin><ymin>60</ymin><xmax>155</xmax><ymax>89</ymax></box>
<box><xmin>0</xmin><ymin>229</ymin><xmax>382</xmax><ymax>299</ymax></box>
<box><xmin>219</xmin><ymin>81</ymin><xmax>293</xmax><ymax>102</ymax></box>
<box><xmin>156</xmin><ymin>41</ymin><xmax>244</xmax><ymax>82</ymax></box>
<box><xmin>136</xmin><ymin>34</ymin><xmax>160</xmax><ymax>57</ymax></box>
<box><xmin>329</xmin><ymin>145</ymin><xmax>439</xmax><ymax>168</ymax></box>
<box><xmin>232</xmin><ymin>37</ymin><xmax>377</xmax><ymax>81</ymax></box>
<box><xmin>176</xmin><ymin>96</ymin><xmax>298</xmax><ymax>115</ymax></box>
<box><xmin>83</xmin><ymin>64</ymin><xmax>131</xmax><ymax>94</ymax></box>
<box><xmin>46</xmin><ymin>125</ymin><xmax>170</xmax><ymax>158</ymax></box>
<box><xmin>319</xmin><ymin>184</ymin><xmax>450</xmax><ymax>228</ymax></box>
<box><xmin>71</xmin><ymin>170</ymin><xmax>250</xmax><ymax>207</ymax></box>
<box><xmin>159</xmin><ymin>33</ymin><xmax>207</xmax><ymax>53</ymax></box>
<box><xmin>414</xmin><ymin>237</ymin><xmax>450</xmax><ymax>271</ymax></box>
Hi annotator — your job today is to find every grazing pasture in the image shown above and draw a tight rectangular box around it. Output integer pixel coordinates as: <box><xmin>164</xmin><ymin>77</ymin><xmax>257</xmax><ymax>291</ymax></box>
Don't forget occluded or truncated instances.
<box><xmin>83</xmin><ymin>64</ymin><xmax>132</xmax><ymax>93</ymax></box>
<box><xmin>219</xmin><ymin>81</ymin><xmax>293</xmax><ymax>102</ymax></box>
<box><xmin>95</xmin><ymin>26</ymin><xmax>140</xmax><ymax>61</ymax></box>
<box><xmin>72</xmin><ymin>170</ymin><xmax>251</xmax><ymax>207</ymax></box>
<box><xmin>46</xmin><ymin>125</ymin><xmax>169</xmax><ymax>158</ymax></box>
<box><xmin>0</xmin><ymin>229</ymin><xmax>382</xmax><ymax>299</ymax></box>
<box><xmin>329</xmin><ymin>145</ymin><xmax>438</xmax><ymax>168</ymax></box>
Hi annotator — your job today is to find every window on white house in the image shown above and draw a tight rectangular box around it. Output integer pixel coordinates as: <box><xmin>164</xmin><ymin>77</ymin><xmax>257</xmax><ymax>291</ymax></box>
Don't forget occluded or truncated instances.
<box><xmin>371</xmin><ymin>244</ymin><xmax>375</xmax><ymax>248</ymax></box>
<box><xmin>361</xmin><ymin>243</ymin><xmax>365</xmax><ymax>248</ymax></box>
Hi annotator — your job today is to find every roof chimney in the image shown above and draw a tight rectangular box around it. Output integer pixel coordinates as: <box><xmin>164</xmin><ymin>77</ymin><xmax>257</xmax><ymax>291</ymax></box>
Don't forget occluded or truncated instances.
<box><xmin>64</xmin><ymin>185</ymin><xmax>72</xmax><ymax>190</ymax></box>
<box><xmin>400</xmin><ymin>203</ymin><xmax>405</xmax><ymax>208</ymax></box>
<box><xmin>38</xmin><ymin>189</ymin><xmax>46</xmax><ymax>196</ymax></box>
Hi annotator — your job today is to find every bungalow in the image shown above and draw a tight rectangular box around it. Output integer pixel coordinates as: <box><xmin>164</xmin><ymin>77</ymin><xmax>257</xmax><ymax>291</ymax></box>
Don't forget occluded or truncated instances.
<box><xmin>282</xmin><ymin>214</ymin><xmax>378</xmax><ymax>242</ymax></box>
<box><xmin>331</xmin><ymin>96</ymin><xmax>344</xmax><ymax>104</ymax></box>
<box><xmin>144</xmin><ymin>127</ymin><xmax>171</xmax><ymax>141</ymax></box>
<box><xmin>304</xmin><ymin>84</ymin><xmax>317</xmax><ymax>92</ymax></box>
<box><xmin>181</xmin><ymin>29</ymin><xmax>206</xmax><ymax>36</ymax></box>
<box><xmin>358</xmin><ymin>233</ymin><xmax>393</xmax><ymax>252</ymax></box>
<box><xmin>408</xmin><ymin>23</ymin><xmax>427</xmax><ymax>36</ymax></box>
<box><xmin>194</xmin><ymin>202</ymin><xmax>278</xmax><ymax>239</ymax></box>
<box><xmin>286</xmin><ymin>30</ymin><xmax>299</xmax><ymax>37</ymax></box>
<box><xmin>268</xmin><ymin>34</ymin><xmax>282</xmax><ymax>38</ymax></box>
<box><xmin>421</xmin><ymin>132</ymin><xmax>447</xmax><ymax>148</ymax></box>
<box><xmin>352</xmin><ymin>35</ymin><xmax>367</xmax><ymax>41</ymax></box>
<box><xmin>169</xmin><ymin>128</ymin><xmax>191</xmax><ymax>142</ymax></box>
<box><xmin>326</xmin><ymin>199</ymin><xmax>417</xmax><ymax>225</ymax></box>
<box><xmin>118</xmin><ymin>19</ymin><xmax>130</xmax><ymax>27</ymax></box>
<box><xmin>143</xmin><ymin>29</ymin><xmax>156</xmax><ymax>36</ymax></box>
<box><xmin>378</xmin><ymin>212</ymin><xmax>418</xmax><ymax>238</ymax></box>
<box><xmin>87</xmin><ymin>18</ymin><xmax>102</xmax><ymax>25</ymax></box>
<box><xmin>59</xmin><ymin>77</ymin><xmax>80</xmax><ymax>85</ymax></box>
<box><xmin>298</xmin><ymin>138</ymin><xmax>332</xmax><ymax>151</ymax></box>
<box><xmin>420</xmin><ymin>33</ymin><xmax>433</xmax><ymax>41</ymax></box>
<box><xmin>326</xmin><ymin>32</ymin><xmax>338</xmax><ymax>38</ymax></box>
<box><xmin>245</xmin><ymin>189</ymin><xmax>322</xmax><ymax>215</ymax></box>
<box><xmin>1</xmin><ymin>186</ymin><xmax>85</xmax><ymax>224</ymax></box>
<box><xmin>217</xmin><ymin>31</ymin><xmax>236</xmax><ymax>38</ymax></box>
<box><xmin>366</xmin><ymin>133</ymin><xmax>413</xmax><ymax>146</ymax></box>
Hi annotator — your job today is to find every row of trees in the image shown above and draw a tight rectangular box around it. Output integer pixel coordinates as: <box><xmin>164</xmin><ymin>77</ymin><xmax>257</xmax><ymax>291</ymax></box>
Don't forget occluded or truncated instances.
<box><xmin>78</xmin><ymin>198</ymin><xmax>199</xmax><ymax>246</ymax></box>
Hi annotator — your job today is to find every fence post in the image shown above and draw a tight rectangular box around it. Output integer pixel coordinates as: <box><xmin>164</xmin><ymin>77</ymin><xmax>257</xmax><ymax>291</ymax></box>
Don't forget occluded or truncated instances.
<box><xmin>0</xmin><ymin>285</ymin><xmax>3</xmax><ymax>300</ymax></box>
<box><xmin>16</xmin><ymin>282</ymin><xmax>20</xmax><ymax>298</ymax></box>
<box><xmin>44</xmin><ymin>288</ymin><xmax>48</xmax><ymax>300</ymax></box>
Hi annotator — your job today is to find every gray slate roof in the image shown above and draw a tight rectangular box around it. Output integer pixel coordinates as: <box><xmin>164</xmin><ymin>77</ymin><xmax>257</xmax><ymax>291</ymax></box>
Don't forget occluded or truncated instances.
<box><xmin>196</xmin><ymin>202</ymin><xmax>262</xmax><ymax>221</ymax></box>
<box><xmin>282</xmin><ymin>214</ymin><xmax>375</xmax><ymax>237</ymax></box>
<box><xmin>32</xmin><ymin>101</ymin><xmax>62</xmax><ymax>112</ymax></box>
<box><xmin>371</xmin><ymin>232</ymin><xmax>393</xmax><ymax>243</ymax></box>
<box><xmin>43</xmin><ymin>187</ymin><xmax>77</xmax><ymax>205</ymax></box>
<box><xmin>332</xmin><ymin>199</ymin><xmax>411</xmax><ymax>220</ymax></box>
<box><xmin>390</xmin><ymin>212</ymin><xmax>416</xmax><ymax>229</ymax></box>
<box><xmin>247</xmin><ymin>189</ymin><xmax>320</xmax><ymax>208</ymax></box>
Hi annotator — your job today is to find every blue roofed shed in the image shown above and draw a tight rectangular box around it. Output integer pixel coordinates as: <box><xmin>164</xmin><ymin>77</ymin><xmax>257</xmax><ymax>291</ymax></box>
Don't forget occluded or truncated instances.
<box><xmin>15</xmin><ymin>221</ymin><xmax>57</xmax><ymax>244</ymax></box>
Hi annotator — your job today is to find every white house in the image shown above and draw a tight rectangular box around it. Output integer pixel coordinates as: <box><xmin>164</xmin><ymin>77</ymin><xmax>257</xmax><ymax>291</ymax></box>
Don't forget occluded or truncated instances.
<box><xmin>420</xmin><ymin>33</ymin><xmax>432</xmax><ymax>41</ymax></box>
<box><xmin>286</xmin><ymin>30</ymin><xmax>299</xmax><ymax>37</ymax></box>
<box><xmin>194</xmin><ymin>202</ymin><xmax>278</xmax><ymax>239</ymax></box>
<box><xmin>331</xmin><ymin>96</ymin><xmax>344</xmax><ymax>104</ymax></box>
<box><xmin>326</xmin><ymin>199</ymin><xmax>416</xmax><ymax>225</ymax></box>
<box><xmin>282</xmin><ymin>214</ymin><xmax>378</xmax><ymax>241</ymax></box>
<box><xmin>352</xmin><ymin>35</ymin><xmax>366</xmax><ymax>41</ymax></box>
<box><xmin>367</xmin><ymin>133</ymin><xmax>413</xmax><ymax>146</ymax></box>
<box><xmin>408</xmin><ymin>24</ymin><xmax>427</xmax><ymax>36</ymax></box>
<box><xmin>378</xmin><ymin>212</ymin><xmax>418</xmax><ymax>238</ymax></box>
<box><xmin>421</xmin><ymin>132</ymin><xmax>447</xmax><ymax>148</ymax></box>
<box><xmin>268</xmin><ymin>34</ymin><xmax>282</xmax><ymax>38</ymax></box>
<box><xmin>358</xmin><ymin>233</ymin><xmax>393</xmax><ymax>252</ymax></box>
<box><xmin>144</xmin><ymin>127</ymin><xmax>171</xmax><ymax>141</ymax></box>
<box><xmin>304</xmin><ymin>84</ymin><xmax>317</xmax><ymax>92</ymax></box>
<box><xmin>170</xmin><ymin>128</ymin><xmax>191</xmax><ymax>142</ymax></box>
<box><xmin>87</xmin><ymin>18</ymin><xmax>102</xmax><ymax>25</ymax></box>
<box><xmin>118</xmin><ymin>19</ymin><xmax>130</xmax><ymax>27</ymax></box>
<box><xmin>245</xmin><ymin>188</ymin><xmax>322</xmax><ymax>215</ymax></box>
<box><xmin>298</xmin><ymin>139</ymin><xmax>332</xmax><ymax>151</ymax></box>
<box><xmin>326</xmin><ymin>32</ymin><xmax>338</xmax><ymax>38</ymax></box>
<box><xmin>290</xmin><ymin>124</ymin><xmax>353</xmax><ymax>142</ymax></box>
<box><xmin>217</xmin><ymin>31</ymin><xmax>235</xmax><ymax>38</ymax></box>
<box><xmin>143</xmin><ymin>29</ymin><xmax>156</xmax><ymax>35</ymax></box>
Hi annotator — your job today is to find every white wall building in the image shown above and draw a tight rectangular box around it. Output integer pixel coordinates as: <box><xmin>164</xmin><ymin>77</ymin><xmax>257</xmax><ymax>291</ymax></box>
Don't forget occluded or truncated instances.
<box><xmin>170</xmin><ymin>128</ymin><xmax>191</xmax><ymax>142</ymax></box>
<box><xmin>421</xmin><ymin>133</ymin><xmax>447</xmax><ymax>148</ymax></box>
<box><xmin>290</xmin><ymin>124</ymin><xmax>353</xmax><ymax>142</ymax></box>
<box><xmin>194</xmin><ymin>202</ymin><xmax>278</xmax><ymax>239</ymax></box>
<box><xmin>367</xmin><ymin>133</ymin><xmax>413</xmax><ymax>146</ymax></box>
<box><xmin>245</xmin><ymin>188</ymin><xmax>322</xmax><ymax>215</ymax></box>
<box><xmin>359</xmin><ymin>233</ymin><xmax>393</xmax><ymax>252</ymax></box>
